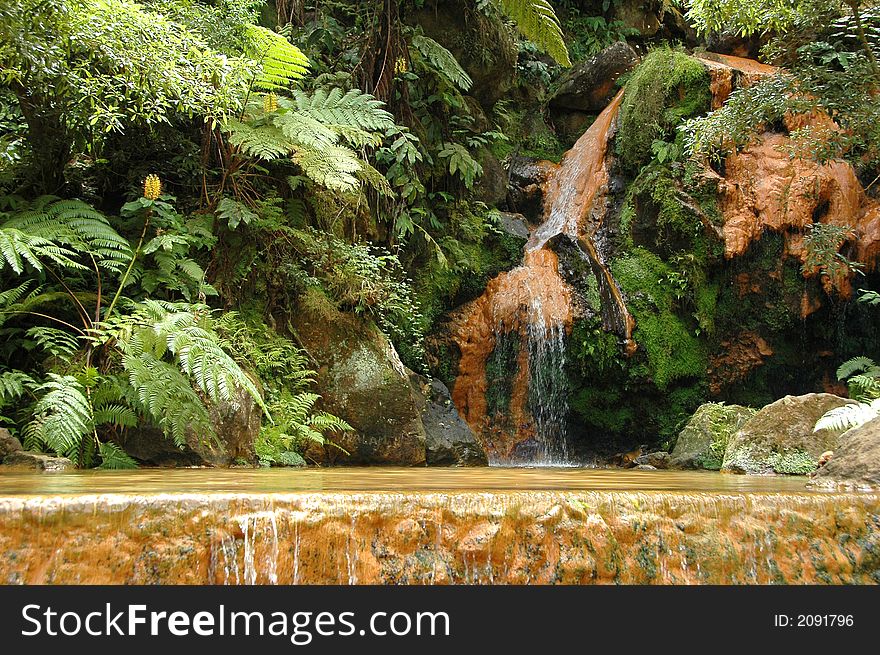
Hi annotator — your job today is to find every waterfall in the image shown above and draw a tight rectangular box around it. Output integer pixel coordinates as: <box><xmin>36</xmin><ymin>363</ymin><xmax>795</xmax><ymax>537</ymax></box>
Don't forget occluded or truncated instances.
<box><xmin>449</xmin><ymin>90</ymin><xmax>633</xmax><ymax>464</ymax></box>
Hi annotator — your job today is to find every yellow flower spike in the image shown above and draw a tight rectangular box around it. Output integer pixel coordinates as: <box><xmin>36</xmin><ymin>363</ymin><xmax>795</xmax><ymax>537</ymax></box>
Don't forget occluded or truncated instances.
<box><xmin>394</xmin><ymin>57</ymin><xmax>408</xmax><ymax>74</ymax></box>
<box><xmin>263</xmin><ymin>92</ymin><xmax>278</xmax><ymax>114</ymax></box>
<box><xmin>143</xmin><ymin>174</ymin><xmax>162</xmax><ymax>200</ymax></box>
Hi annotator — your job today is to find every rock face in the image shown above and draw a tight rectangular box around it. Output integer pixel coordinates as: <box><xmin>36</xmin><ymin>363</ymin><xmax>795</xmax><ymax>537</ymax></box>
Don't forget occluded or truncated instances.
<box><xmin>120</xmin><ymin>385</ymin><xmax>262</xmax><ymax>467</ymax></box>
<box><xmin>3</xmin><ymin>451</ymin><xmax>72</xmax><ymax>471</ymax></box>
<box><xmin>810</xmin><ymin>417</ymin><xmax>880</xmax><ymax>490</ymax></box>
<box><xmin>550</xmin><ymin>42</ymin><xmax>639</xmax><ymax>113</ymax></box>
<box><xmin>722</xmin><ymin>394</ymin><xmax>854</xmax><ymax>474</ymax></box>
<box><xmin>671</xmin><ymin>403</ymin><xmax>756</xmax><ymax>470</ymax></box>
<box><xmin>292</xmin><ymin>291</ymin><xmax>426</xmax><ymax>465</ymax></box>
<box><xmin>0</xmin><ymin>428</ymin><xmax>23</xmax><ymax>459</ymax></box>
<box><xmin>411</xmin><ymin>375</ymin><xmax>488</xmax><ymax>466</ymax></box>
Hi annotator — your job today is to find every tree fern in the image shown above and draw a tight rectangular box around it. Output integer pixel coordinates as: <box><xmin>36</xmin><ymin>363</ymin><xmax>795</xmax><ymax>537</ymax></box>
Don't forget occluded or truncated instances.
<box><xmin>26</xmin><ymin>326</ymin><xmax>81</xmax><ymax>361</ymax></box>
<box><xmin>492</xmin><ymin>0</ymin><xmax>571</xmax><ymax>67</ymax></box>
<box><xmin>288</xmin><ymin>88</ymin><xmax>396</xmax><ymax>138</ymax></box>
<box><xmin>225</xmin><ymin>120</ymin><xmax>292</xmax><ymax>160</ymax></box>
<box><xmin>410</xmin><ymin>34</ymin><xmax>473</xmax><ymax>91</ymax></box>
<box><xmin>835</xmin><ymin>356</ymin><xmax>880</xmax><ymax>401</ymax></box>
<box><xmin>291</xmin><ymin>143</ymin><xmax>362</xmax><ymax>191</ymax></box>
<box><xmin>96</xmin><ymin>441</ymin><xmax>137</xmax><ymax>470</ymax></box>
<box><xmin>246</xmin><ymin>25</ymin><xmax>310</xmax><ymax>91</ymax></box>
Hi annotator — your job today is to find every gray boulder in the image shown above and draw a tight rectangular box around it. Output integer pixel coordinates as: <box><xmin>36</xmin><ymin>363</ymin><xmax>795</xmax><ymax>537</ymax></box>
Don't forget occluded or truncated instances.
<box><xmin>3</xmin><ymin>451</ymin><xmax>72</xmax><ymax>471</ymax></box>
<box><xmin>670</xmin><ymin>402</ymin><xmax>755</xmax><ymax>470</ymax></box>
<box><xmin>292</xmin><ymin>290</ymin><xmax>427</xmax><ymax>465</ymax></box>
<box><xmin>722</xmin><ymin>393</ymin><xmax>854</xmax><ymax>475</ymax></box>
<box><xmin>0</xmin><ymin>428</ymin><xmax>23</xmax><ymax>459</ymax></box>
<box><xmin>809</xmin><ymin>417</ymin><xmax>880</xmax><ymax>490</ymax></box>
<box><xmin>549</xmin><ymin>42</ymin><xmax>639</xmax><ymax>113</ymax></box>
<box><xmin>411</xmin><ymin>375</ymin><xmax>487</xmax><ymax>466</ymax></box>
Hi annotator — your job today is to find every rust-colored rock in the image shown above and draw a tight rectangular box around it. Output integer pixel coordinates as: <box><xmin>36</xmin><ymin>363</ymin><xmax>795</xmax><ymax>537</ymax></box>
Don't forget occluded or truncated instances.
<box><xmin>1</xmin><ymin>491</ymin><xmax>878</xmax><ymax>584</ymax></box>
<box><xmin>708</xmin><ymin>331</ymin><xmax>774</xmax><ymax>395</ymax></box>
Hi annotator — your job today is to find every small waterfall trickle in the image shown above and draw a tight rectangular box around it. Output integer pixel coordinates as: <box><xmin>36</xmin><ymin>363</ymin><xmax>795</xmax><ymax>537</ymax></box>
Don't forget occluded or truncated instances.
<box><xmin>524</xmin><ymin>300</ymin><xmax>570</xmax><ymax>465</ymax></box>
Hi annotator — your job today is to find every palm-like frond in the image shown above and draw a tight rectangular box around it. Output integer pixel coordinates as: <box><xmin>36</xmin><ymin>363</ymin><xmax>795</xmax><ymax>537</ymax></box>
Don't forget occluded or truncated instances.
<box><xmin>24</xmin><ymin>374</ymin><xmax>92</xmax><ymax>458</ymax></box>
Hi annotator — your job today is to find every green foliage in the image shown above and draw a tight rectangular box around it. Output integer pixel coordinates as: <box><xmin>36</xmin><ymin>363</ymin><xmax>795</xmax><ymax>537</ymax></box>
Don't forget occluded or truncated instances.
<box><xmin>245</xmin><ymin>24</ymin><xmax>310</xmax><ymax>91</ymax></box>
<box><xmin>802</xmin><ymin>222</ymin><xmax>864</xmax><ymax>280</ymax></box>
<box><xmin>611</xmin><ymin>248</ymin><xmax>708</xmax><ymax>390</ymax></box>
<box><xmin>766</xmin><ymin>449</ymin><xmax>818</xmax><ymax>475</ymax></box>
<box><xmin>410</xmin><ymin>35</ymin><xmax>473</xmax><ymax>91</ymax></box>
<box><xmin>492</xmin><ymin>0</ymin><xmax>572</xmax><ymax>66</ymax></box>
<box><xmin>558</xmin><ymin>2</ymin><xmax>639</xmax><ymax>61</ymax></box>
<box><xmin>617</xmin><ymin>48</ymin><xmax>712</xmax><ymax>171</ymax></box>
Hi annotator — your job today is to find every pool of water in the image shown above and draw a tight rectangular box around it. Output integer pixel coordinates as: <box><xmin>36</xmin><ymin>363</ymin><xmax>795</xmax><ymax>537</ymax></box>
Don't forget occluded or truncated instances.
<box><xmin>0</xmin><ymin>466</ymin><xmax>822</xmax><ymax>495</ymax></box>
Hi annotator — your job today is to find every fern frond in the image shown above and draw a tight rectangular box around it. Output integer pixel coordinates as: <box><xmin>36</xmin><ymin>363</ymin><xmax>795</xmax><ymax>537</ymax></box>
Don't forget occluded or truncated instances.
<box><xmin>26</xmin><ymin>374</ymin><xmax>93</xmax><ymax>458</ymax></box>
<box><xmin>410</xmin><ymin>35</ymin><xmax>473</xmax><ymax>91</ymax></box>
<box><xmin>26</xmin><ymin>327</ymin><xmax>81</xmax><ymax>361</ymax></box>
<box><xmin>224</xmin><ymin>120</ymin><xmax>293</xmax><ymax>160</ymax></box>
<box><xmin>292</xmin><ymin>143</ymin><xmax>362</xmax><ymax>192</ymax></box>
<box><xmin>97</xmin><ymin>441</ymin><xmax>138</xmax><ymax>470</ymax></box>
<box><xmin>492</xmin><ymin>0</ymin><xmax>571</xmax><ymax>66</ymax></box>
<box><xmin>0</xmin><ymin>369</ymin><xmax>33</xmax><ymax>405</ymax></box>
<box><xmin>837</xmin><ymin>356</ymin><xmax>878</xmax><ymax>380</ymax></box>
<box><xmin>814</xmin><ymin>399</ymin><xmax>880</xmax><ymax>433</ymax></box>
<box><xmin>246</xmin><ymin>25</ymin><xmax>310</xmax><ymax>91</ymax></box>
<box><xmin>289</xmin><ymin>87</ymin><xmax>395</xmax><ymax>142</ymax></box>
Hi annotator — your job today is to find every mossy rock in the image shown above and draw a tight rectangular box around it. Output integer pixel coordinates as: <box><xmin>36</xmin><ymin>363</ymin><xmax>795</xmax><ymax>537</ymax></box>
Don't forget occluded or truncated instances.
<box><xmin>616</xmin><ymin>48</ymin><xmax>711</xmax><ymax>172</ymax></box>
<box><xmin>670</xmin><ymin>402</ymin><xmax>756</xmax><ymax>470</ymax></box>
<box><xmin>290</xmin><ymin>290</ymin><xmax>427</xmax><ymax>465</ymax></box>
<box><xmin>721</xmin><ymin>393</ymin><xmax>855</xmax><ymax>475</ymax></box>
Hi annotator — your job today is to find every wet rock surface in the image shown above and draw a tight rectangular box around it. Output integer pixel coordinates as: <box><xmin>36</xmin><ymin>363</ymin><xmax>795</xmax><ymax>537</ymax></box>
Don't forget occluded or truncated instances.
<box><xmin>3</xmin><ymin>451</ymin><xmax>72</xmax><ymax>471</ymax></box>
<box><xmin>2</xmin><ymin>491</ymin><xmax>878</xmax><ymax>584</ymax></box>
<box><xmin>0</xmin><ymin>428</ymin><xmax>23</xmax><ymax>460</ymax></box>
<box><xmin>411</xmin><ymin>375</ymin><xmax>488</xmax><ymax>467</ymax></box>
<box><xmin>550</xmin><ymin>42</ymin><xmax>639</xmax><ymax>113</ymax></box>
<box><xmin>291</xmin><ymin>291</ymin><xmax>426</xmax><ymax>465</ymax></box>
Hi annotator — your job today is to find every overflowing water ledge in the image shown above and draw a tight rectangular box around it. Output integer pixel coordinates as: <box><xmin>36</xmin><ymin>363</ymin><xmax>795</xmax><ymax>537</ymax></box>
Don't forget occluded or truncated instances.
<box><xmin>1</xmin><ymin>469</ymin><xmax>878</xmax><ymax>585</ymax></box>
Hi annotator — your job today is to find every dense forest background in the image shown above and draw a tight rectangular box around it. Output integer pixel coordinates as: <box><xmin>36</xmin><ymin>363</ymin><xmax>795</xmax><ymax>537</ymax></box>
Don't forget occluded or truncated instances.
<box><xmin>1</xmin><ymin>0</ymin><xmax>879</xmax><ymax>469</ymax></box>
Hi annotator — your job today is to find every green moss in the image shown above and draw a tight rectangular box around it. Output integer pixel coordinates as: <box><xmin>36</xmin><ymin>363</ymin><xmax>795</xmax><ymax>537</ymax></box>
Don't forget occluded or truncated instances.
<box><xmin>611</xmin><ymin>248</ymin><xmax>707</xmax><ymax>390</ymax></box>
<box><xmin>486</xmin><ymin>330</ymin><xmax>521</xmax><ymax>419</ymax></box>
<box><xmin>616</xmin><ymin>48</ymin><xmax>711</xmax><ymax>172</ymax></box>
<box><xmin>767</xmin><ymin>450</ymin><xmax>818</xmax><ymax>475</ymax></box>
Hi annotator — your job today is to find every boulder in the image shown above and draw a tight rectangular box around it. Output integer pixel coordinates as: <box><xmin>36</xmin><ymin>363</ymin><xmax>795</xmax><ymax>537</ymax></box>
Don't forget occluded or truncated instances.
<box><xmin>809</xmin><ymin>417</ymin><xmax>880</xmax><ymax>490</ymax></box>
<box><xmin>411</xmin><ymin>374</ymin><xmax>488</xmax><ymax>466</ymax></box>
<box><xmin>292</xmin><ymin>290</ymin><xmax>426</xmax><ymax>465</ymax></box>
<box><xmin>670</xmin><ymin>402</ymin><xmax>755</xmax><ymax>470</ymax></box>
<box><xmin>549</xmin><ymin>42</ymin><xmax>639</xmax><ymax>113</ymax></box>
<box><xmin>613</xmin><ymin>2</ymin><xmax>661</xmax><ymax>37</ymax></box>
<box><xmin>507</xmin><ymin>156</ymin><xmax>558</xmax><ymax>218</ymax></box>
<box><xmin>722</xmin><ymin>393</ymin><xmax>855</xmax><ymax>474</ymax></box>
<box><xmin>0</xmin><ymin>428</ymin><xmax>23</xmax><ymax>459</ymax></box>
<box><xmin>3</xmin><ymin>451</ymin><xmax>72</xmax><ymax>471</ymax></box>
<box><xmin>495</xmin><ymin>211</ymin><xmax>530</xmax><ymax>240</ymax></box>
<box><xmin>120</xmin><ymin>384</ymin><xmax>262</xmax><ymax>467</ymax></box>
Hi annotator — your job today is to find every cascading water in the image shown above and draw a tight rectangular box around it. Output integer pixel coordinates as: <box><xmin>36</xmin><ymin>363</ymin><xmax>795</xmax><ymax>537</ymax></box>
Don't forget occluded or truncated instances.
<box><xmin>449</xmin><ymin>90</ymin><xmax>632</xmax><ymax>464</ymax></box>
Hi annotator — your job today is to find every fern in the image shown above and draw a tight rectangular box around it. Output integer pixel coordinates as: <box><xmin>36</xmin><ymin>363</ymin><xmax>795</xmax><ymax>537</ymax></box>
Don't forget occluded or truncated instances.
<box><xmin>492</xmin><ymin>0</ymin><xmax>571</xmax><ymax>67</ymax></box>
<box><xmin>835</xmin><ymin>356</ymin><xmax>880</xmax><ymax>401</ymax></box>
<box><xmin>291</xmin><ymin>143</ymin><xmax>362</xmax><ymax>191</ymax></box>
<box><xmin>26</xmin><ymin>326</ymin><xmax>81</xmax><ymax>361</ymax></box>
<box><xmin>24</xmin><ymin>374</ymin><xmax>92</xmax><ymax>458</ymax></box>
<box><xmin>410</xmin><ymin>34</ymin><xmax>473</xmax><ymax>91</ymax></box>
<box><xmin>0</xmin><ymin>369</ymin><xmax>33</xmax><ymax>405</ymax></box>
<box><xmin>246</xmin><ymin>25</ymin><xmax>310</xmax><ymax>91</ymax></box>
<box><xmin>225</xmin><ymin>120</ymin><xmax>292</xmax><ymax>160</ymax></box>
<box><xmin>96</xmin><ymin>441</ymin><xmax>138</xmax><ymax>470</ymax></box>
<box><xmin>2</xmin><ymin>197</ymin><xmax>130</xmax><ymax>273</ymax></box>
<box><xmin>814</xmin><ymin>398</ymin><xmax>880</xmax><ymax>433</ymax></box>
